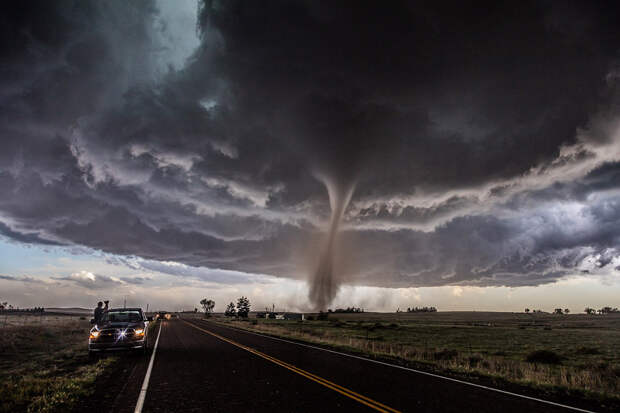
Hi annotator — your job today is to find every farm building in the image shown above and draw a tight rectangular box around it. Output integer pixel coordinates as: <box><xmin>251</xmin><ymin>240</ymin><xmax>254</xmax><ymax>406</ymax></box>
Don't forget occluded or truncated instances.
<box><xmin>283</xmin><ymin>313</ymin><xmax>305</xmax><ymax>321</ymax></box>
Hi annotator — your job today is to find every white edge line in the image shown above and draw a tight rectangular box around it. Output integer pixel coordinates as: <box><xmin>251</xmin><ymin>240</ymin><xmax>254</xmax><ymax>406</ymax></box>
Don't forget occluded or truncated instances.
<box><xmin>134</xmin><ymin>322</ymin><xmax>162</xmax><ymax>413</ymax></box>
<box><xmin>193</xmin><ymin>318</ymin><xmax>597</xmax><ymax>413</ymax></box>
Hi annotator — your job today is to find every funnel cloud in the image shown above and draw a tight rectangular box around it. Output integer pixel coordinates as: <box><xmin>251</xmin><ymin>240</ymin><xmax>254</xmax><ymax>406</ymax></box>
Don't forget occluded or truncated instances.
<box><xmin>309</xmin><ymin>176</ymin><xmax>356</xmax><ymax>310</ymax></box>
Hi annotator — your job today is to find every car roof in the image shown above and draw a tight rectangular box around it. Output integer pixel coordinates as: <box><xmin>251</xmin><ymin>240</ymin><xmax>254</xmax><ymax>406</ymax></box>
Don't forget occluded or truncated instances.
<box><xmin>108</xmin><ymin>307</ymin><xmax>143</xmax><ymax>312</ymax></box>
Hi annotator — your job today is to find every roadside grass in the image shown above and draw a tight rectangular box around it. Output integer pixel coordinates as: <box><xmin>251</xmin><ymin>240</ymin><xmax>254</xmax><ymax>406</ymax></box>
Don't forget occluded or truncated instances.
<box><xmin>0</xmin><ymin>314</ymin><xmax>118</xmax><ymax>413</ymax></box>
<box><xmin>213</xmin><ymin>312</ymin><xmax>620</xmax><ymax>403</ymax></box>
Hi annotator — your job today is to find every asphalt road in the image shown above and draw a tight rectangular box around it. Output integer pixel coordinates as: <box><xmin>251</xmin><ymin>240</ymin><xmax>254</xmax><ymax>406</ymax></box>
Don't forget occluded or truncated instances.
<box><xmin>83</xmin><ymin>317</ymin><xmax>601</xmax><ymax>413</ymax></box>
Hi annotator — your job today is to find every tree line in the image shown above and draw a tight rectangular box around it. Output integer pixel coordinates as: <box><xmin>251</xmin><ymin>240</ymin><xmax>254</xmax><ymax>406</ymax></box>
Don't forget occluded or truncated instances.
<box><xmin>584</xmin><ymin>306</ymin><xmax>619</xmax><ymax>314</ymax></box>
<box><xmin>200</xmin><ymin>296</ymin><xmax>251</xmax><ymax>318</ymax></box>
<box><xmin>0</xmin><ymin>301</ymin><xmax>44</xmax><ymax>313</ymax></box>
<box><xmin>524</xmin><ymin>307</ymin><xmax>619</xmax><ymax>314</ymax></box>
<box><xmin>406</xmin><ymin>306</ymin><xmax>437</xmax><ymax>313</ymax></box>
<box><xmin>328</xmin><ymin>307</ymin><xmax>364</xmax><ymax>313</ymax></box>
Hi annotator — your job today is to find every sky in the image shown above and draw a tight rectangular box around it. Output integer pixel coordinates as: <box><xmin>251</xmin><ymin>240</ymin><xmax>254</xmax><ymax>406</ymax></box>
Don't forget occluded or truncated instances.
<box><xmin>1</xmin><ymin>0</ymin><xmax>620</xmax><ymax>313</ymax></box>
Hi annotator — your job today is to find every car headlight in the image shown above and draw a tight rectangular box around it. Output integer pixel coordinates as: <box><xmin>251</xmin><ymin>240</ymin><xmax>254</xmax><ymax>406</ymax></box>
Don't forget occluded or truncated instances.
<box><xmin>89</xmin><ymin>330</ymin><xmax>100</xmax><ymax>339</ymax></box>
<box><xmin>135</xmin><ymin>328</ymin><xmax>145</xmax><ymax>336</ymax></box>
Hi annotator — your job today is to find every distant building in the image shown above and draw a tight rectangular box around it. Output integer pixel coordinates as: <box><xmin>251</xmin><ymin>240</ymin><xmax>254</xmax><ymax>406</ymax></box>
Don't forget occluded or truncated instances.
<box><xmin>283</xmin><ymin>313</ymin><xmax>304</xmax><ymax>321</ymax></box>
<box><xmin>255</xmin><ymin>312</ymin><xmax>305</xmax><ymax>321</ymax></box>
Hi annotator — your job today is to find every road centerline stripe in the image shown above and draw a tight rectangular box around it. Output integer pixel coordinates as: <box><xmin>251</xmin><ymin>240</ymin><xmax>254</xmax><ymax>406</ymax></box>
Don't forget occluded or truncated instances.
<box><xmin>182</xmin><ymin>319</ymin><xmax>401</xmax><ymax>413</ymax></box>
<box><xmin>134</xmin><ymin>322</ymin><xmax>163</xmax><ymax>413</ymax></box>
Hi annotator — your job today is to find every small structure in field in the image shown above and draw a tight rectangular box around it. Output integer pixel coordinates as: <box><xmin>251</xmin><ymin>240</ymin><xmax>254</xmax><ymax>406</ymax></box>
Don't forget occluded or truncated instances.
<box><xmin>283</xmin><ymin>313</ymin><xmax>305</xmax><ymax>321</ymax></box>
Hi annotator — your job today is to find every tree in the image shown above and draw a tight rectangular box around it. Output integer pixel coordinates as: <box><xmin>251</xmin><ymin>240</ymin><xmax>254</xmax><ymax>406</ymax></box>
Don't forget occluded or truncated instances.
<box><xmin>225</xmin><ymin>302</ymin><xmax>236</xmax><ymax>317</ymax></box>
<box><xmin>584</xmin><ymin>307</ymin><xmax>595</xmax><ymax>315</ymax></box>
<box><xmin>553</xmin><ymin>308</ymin><xmax>564</xmax><ymax>315</ymax></box>
<box><xmin>236</xmin><ymin>296</ymin><xmax>250</xmax><ymax>318</ymax></box>
<box><xmin>200</xmin><ymin>299</ymin><xmax>215</xmax><ymax>317</ymax></box>
<box><xmin>524</xmin><ymin>308</ymin><xmax>530</xmax><ymax>313</ymax></box>
<box><xmin>564</xmin><ymin>308</ymin><xmax>570</xmax><ymax>314</ymax></box>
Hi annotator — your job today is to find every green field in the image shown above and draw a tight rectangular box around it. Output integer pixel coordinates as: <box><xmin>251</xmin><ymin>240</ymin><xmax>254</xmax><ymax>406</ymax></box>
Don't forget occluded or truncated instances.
<box><xmin>218</xmin><ymin>312</ymin><xmax>620</xmax><ymax>403</ymax></box>
<box><xmin>0</xmin><ymin>314</ymin><xmax>117</xmax><ymax>413</ymax></box>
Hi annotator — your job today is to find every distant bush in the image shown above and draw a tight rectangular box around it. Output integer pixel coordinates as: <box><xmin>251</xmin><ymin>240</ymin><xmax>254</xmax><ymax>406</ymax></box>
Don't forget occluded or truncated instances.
<box><xmin>468</xmin><ymin>355</ymin><xmax>483</xmax><ymax>368</ymax></box>
<box><xmin>434</xmin><ymin>349</ymin><xmax>458</xmax><ymax>360</ymax></box>
<box><xmin>575</xmin><ymin>346</ymin><xmax>601</xmax><ymax>355</ymax></box>
<box><xmin>305</xmin><ymin>315</ymin><xmax>315</xmax><ymax>321</ymax></box>
<box><xmin>525</xmin><ymin>350</ymin><xmax>562</xmax><ymax>365</ymax></box>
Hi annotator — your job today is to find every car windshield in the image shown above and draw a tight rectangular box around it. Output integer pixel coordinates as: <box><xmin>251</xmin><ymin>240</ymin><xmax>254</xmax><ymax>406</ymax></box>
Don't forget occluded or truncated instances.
<box><xmin>101</xmin><ymin>311</ymin><xmax>142</xmax><ymax>323</ymax></box>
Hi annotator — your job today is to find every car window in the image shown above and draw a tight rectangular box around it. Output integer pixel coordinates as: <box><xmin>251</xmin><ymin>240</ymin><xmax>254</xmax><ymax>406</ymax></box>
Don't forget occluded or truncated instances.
<box><xmin>102</xmin><ymin>311</ymin><xmax>142</xmax><ymax>323</ymax></box>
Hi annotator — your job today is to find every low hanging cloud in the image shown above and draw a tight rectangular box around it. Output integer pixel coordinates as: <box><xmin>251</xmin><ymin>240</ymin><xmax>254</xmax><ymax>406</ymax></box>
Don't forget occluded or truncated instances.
<box><xmin>1</xmin><ymin>1</ymin><xmax>620</xmax><ymax>305</ymax></box>
<box><xmin>0</xmin><ymin>274</ymin><xmax>49</xmax><ymax>284</ymax></box>
<box><xmin>119</xmin><ymin>276</ymin><xmax>152</xmax><ymax>285</ymax></box>
<box><xmin>52</xmin><ymin>271</ymin><xmax>125</xmax><ymax>290</ymax></box>
<box><xmin>112</xmin><ymin>256</ymin><xmax>275</xmax><ymax>285</ymax></box>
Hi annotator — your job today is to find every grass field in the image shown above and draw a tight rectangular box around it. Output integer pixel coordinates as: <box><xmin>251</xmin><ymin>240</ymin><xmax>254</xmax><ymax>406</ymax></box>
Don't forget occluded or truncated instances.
<box><xmin>217</xmin><ymin>311</ymin><xmax>620</xmax><ymax>404</ymax></box>
<box><xmin>0</xmin><ymin>314</ymin><xmax>117</xmax><ymax>413</ymax></box>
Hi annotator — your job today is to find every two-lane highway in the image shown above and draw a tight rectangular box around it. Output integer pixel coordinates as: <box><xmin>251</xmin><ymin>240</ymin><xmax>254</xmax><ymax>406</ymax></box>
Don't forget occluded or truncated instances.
<box><xmin>86</xmin><ymin>317</ymin><xmax>598</xmax><ymax>413</ymax></box>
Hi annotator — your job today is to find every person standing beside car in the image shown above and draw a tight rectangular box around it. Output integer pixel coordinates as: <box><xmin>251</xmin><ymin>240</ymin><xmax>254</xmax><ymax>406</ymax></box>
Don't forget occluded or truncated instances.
<box><xmin>93</xmin><ymin>301</ymin><xmax>104</xmax><ymax>324</ymax></box>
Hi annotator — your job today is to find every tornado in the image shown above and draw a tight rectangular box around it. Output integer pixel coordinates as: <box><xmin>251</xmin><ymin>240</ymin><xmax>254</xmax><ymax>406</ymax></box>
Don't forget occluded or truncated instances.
<box><xmin>308</xmin><ymin>176</ymin><xmax>356</xmax><ymax>310</ymax></box>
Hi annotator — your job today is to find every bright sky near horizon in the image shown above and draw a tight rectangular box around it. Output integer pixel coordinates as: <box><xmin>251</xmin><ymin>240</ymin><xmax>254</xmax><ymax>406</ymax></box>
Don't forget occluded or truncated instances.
<box><xmin>2</xmin><ymin>237</ymin><xmax>619</xmax><ymax>313</ymax></box>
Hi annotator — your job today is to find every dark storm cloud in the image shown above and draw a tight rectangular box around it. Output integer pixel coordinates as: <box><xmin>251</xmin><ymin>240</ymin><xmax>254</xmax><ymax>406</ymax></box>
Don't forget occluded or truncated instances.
<box><xmin>0</xmin><ymin>222</ymin><xmax>63</xmax><ymax>246</ymax></box>
<box><xmin>1</xmin><ymin>0</ymin><xmax>620</xmax><ymax>298</ymax></box>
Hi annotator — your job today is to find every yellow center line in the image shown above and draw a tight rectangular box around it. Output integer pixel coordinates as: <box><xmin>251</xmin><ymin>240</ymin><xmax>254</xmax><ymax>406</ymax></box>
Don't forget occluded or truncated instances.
<box><xmin>181</xmin><ymin>319</ymin><xmax>401</xmax><ymax>413</ymax></box>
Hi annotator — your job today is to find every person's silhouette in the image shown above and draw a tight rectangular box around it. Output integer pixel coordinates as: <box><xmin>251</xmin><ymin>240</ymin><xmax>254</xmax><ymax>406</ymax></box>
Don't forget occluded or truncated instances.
<box><xmin>93</xmin><ymin>301</ymin><xmax>104</xmax><ymax>324</ymax></box>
